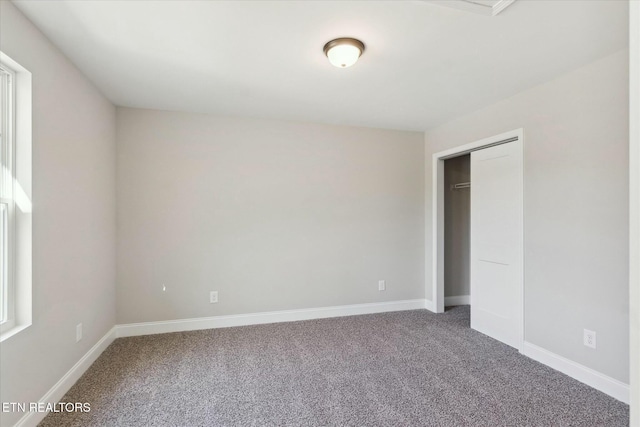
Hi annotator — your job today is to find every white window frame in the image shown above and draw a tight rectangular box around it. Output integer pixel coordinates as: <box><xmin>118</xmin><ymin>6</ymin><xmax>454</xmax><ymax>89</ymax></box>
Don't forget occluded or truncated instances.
<box><xmin>0</xmin><ymin>63</ymin><xmax>16</xmax><ymax>334</ymax></box>
<box><xmin>0</xmin><ymin>51</ymin><xmax>32</xmax><ymax>342</ymax></box>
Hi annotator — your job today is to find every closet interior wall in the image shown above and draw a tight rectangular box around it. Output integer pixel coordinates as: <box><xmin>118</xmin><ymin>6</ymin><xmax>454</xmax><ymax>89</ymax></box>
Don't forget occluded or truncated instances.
<box><xmin>444</xmin><ymin>155</ymin><xmax>471</xmax><ymax>302</ymax></box>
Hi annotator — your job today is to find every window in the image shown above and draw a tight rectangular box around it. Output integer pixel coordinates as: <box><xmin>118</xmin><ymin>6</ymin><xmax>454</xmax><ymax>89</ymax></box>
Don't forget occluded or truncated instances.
<box><xmin>0</xmin><ymin>52</ymin><xmax>32</xmax><ymax>341</ymax></box>
<box><xmin>0</xmin><ymin>64</ymin><xmax>15</xmax><ymax>333</ymax></box>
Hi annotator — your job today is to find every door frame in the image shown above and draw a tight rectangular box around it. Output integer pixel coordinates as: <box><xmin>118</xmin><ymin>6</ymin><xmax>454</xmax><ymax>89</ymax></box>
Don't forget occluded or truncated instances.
<box><xmin>430</xmin><ymin>128</ymin><xmax>524</xmax><ymax>349</ymax></box>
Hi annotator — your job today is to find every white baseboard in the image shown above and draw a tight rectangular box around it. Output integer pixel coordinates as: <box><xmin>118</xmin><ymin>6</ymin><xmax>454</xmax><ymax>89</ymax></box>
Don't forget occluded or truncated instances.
<box><xmin>116</xmin><ymin>299</ymin><xmax>428</xmax><ymax>338</ymax></box>
<box><xmin>445</xmin><ymin>295</ymin><xmax>470</xmax><ymax>306</ymax></box>
<box><xmin>424</xmin><ymin>298</ymin><xmax>435</xmax><ymax>313</ymax></box>
<box><xmin>14</xmin><ymin>327</ymin><xmax>117</xmax><ymax>427</ymax></box>
<box><xmin>521</xmin><ymin>341</ymin><xmax>629</xmax><ymax>404</ymax></box>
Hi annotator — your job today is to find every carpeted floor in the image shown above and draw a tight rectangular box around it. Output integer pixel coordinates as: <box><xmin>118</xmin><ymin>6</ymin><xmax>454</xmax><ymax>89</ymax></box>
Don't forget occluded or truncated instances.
<box><xmin>40</xmin><ymin>306</ymin><xmax>629</xmax><ymax>426</ymax></box>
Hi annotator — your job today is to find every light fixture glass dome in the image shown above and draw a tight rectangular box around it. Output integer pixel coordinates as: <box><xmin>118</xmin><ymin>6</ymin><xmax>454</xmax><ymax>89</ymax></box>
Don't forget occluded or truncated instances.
<box><xmin>323</xmin><ymin>38</ymin><xmax>365</xmax><ymax>68</ymax></box>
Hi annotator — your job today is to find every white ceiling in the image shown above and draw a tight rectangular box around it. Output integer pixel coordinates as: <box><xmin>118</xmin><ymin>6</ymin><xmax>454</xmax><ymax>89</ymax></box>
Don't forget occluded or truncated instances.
<box><xmin>12</xmin><ymin>0</ymin><xmax>628</xmax><ymax>131</ymax></box>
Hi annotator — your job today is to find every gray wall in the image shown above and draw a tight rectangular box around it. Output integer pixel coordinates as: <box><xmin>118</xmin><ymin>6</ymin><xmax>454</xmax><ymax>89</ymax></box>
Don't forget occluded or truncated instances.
<box><xmin>630</xmin><ymin>1</ymin><xmax>640</xmax><ymax>420</ymax></box>
<box><xmin>425</xmin><ymin>49</ymin><xmax>629</xmax><ymax>383</ymax></box>
<box><xmin>116</xmin><ymin>108</ymin><xmax>425</xmax><ymax>324</ymax></box>
<box><xmin>444</xmin><ymin>155</ymin><xmax>470</xmax><ymax>298</ymax></box>
<box><xmin>0</xmin><ymin>3</ymin><xmax>117</xmax><ymax>427</ymax></box>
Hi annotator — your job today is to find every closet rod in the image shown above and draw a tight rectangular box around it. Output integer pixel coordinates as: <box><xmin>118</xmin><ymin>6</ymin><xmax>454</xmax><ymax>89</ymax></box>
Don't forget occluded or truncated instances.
<box><xmin>451</xmin><ymin>182</ymin><xmax>471</xmax><ymax>190</ymax></box>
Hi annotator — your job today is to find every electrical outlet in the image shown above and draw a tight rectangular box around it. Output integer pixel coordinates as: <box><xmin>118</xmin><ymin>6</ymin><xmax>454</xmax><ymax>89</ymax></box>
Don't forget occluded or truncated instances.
<box><xmin>210</xmin><ymin>291</ymin><xmax>218</xmax><ymax>304</ymax></box>
<box><xmin>583</xmin><ymin>329</ymin><xmax>596</xmax><ymax>349</ymax></box>
<box><xmin>378</xmin><ymin>280</ymin><xmax>386</xmax><ymax>291</ymax></box>
<box><xmin>76</xmin><ymin>323</ymin><xmax>83</xmax><ymax>343</ymax></box>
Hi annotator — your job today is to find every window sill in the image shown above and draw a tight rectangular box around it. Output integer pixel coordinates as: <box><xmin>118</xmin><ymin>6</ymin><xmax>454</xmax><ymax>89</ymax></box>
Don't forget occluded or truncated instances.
<box><xmin>0</xmin><ymin>322</ymin><xmax>31</xmax><ymax>342</ymax></box>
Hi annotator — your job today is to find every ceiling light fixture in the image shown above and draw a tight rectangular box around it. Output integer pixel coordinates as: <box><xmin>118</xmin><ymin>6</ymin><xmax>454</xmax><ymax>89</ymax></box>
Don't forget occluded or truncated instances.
<box><xmin>323</xmin><ymin>38</ymin><xmax>365</xmax><ymax>68</ymax></box>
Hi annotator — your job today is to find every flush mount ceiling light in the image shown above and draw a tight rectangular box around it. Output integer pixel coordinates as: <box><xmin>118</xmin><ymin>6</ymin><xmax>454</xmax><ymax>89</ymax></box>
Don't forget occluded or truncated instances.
<box><xmin>323</xmin><ymin>38</ymin><xmax>365</xmax><ymax>68</ymax></box>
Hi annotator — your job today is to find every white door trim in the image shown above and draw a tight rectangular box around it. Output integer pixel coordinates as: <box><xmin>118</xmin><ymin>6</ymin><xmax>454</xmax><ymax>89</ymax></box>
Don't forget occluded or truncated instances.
<box><xmin>430</xmin><ymin>128</ymin><xmax>524</xmax><ymax>349</ymax></box>
<box><xmin>629</xmin><ymin>0</ymin><xmax>639</xmax><ymax>422</ymax></box>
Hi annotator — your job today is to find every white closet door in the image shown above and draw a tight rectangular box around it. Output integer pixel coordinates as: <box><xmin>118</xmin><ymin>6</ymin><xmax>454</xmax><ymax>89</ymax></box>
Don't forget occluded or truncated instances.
<box><xmin>470</xmin><ymin>141</ymin><xmax>523</xmax><ymax>349</ymax></box>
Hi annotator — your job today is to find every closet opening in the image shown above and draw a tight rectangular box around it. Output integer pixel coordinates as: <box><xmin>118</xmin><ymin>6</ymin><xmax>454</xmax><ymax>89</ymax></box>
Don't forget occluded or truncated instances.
<box><xmin>430</xmin><ymin>129</ymin><xmax>524</xmax><ymax>350</ymax></box>
<box><xmin>444</xmin><ymin>154</ymin><xmax>471</xmax><ymax>312</ymax></box>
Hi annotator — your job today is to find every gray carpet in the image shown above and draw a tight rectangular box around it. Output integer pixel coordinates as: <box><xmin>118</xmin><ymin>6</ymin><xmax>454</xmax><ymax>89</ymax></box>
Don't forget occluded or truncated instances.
<box><xmin>40</xmin><ymin>306</ymin><xmax>628</xmax><ymax>426</ymax></box>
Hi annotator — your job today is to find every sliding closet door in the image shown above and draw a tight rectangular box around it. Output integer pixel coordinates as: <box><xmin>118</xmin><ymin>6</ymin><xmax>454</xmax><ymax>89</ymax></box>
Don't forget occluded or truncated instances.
<box><xmin>470</xmin><ymin>140</ymin><xmax>523</xmax><ymax>349</ymax></box>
